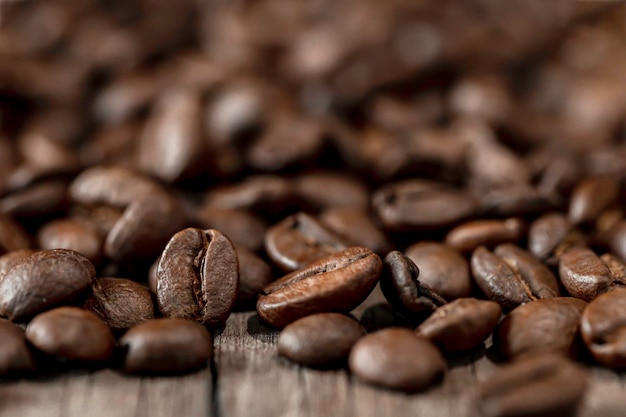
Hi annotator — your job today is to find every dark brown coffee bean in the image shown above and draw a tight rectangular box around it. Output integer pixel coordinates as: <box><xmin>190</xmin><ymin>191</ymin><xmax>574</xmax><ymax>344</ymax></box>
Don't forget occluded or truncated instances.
<box><xmin>278</xmin><ymin>313</ymin><xmax>365</xmax><ymax>367</ymax></box>
<box><xmin>529</xmin><ymin>213</ymin><xmax>585</xmax><ymax>263</ymax></box>
<box><xmin>494</xmin><ymin>244</ymin><xmax>560</xmax><ymax>299</ymax></box>
<box><xmin>474</xmin><ymin>354</ymin><xmax>588</xmax><ymax>417</ymax></box>
<box><xmin>138</xmin><ymin>88</ymin><xmax>206</xmax><ymax>183</ymax></box>
<box><xmin>445</xmin><ymin>218</ymin><xmax>525</xmax><ymax>253</ymax></box>
<box><xmin>79</xmin><ymin>122</ymin><xmax>139</xmax><ymax>167</ymax></box>
<box><xmin>0</xmin><ymin>213</ymin><xmax>32</xmax><ymax>254</ymax></box>
<box><xmin>478</xmin><ymin>185</ymin><xmax>557</xmax><ymax>217</ymax></box>
<box><xmin>235</xmin><ymin>246</ymin><xmax>273</xmax><ymax>310</ymax></box>
<box><xmin>559</xmin><ymin>247</ymin><xmax>613</xmax><ymax>302</ymax></box>
<box><xmin>349</xmin><ymin>328</ymin><xmax>445</xmax><ymax>392</ymax></box>
<box><xmin>37</xmin><ymin>218</ymin><xmax>103</xmax><ymax>265</ymax></box>
<box><xmin>0</xmin><ymin>179</ymin><xmax>68</xmax><ymax>218</ymax></box>
<box><xmin>204</xmin><ymin>175</ymin><xmax>293</xmax><ymax>214</ymax></box>
<box><xmin>190</xmin><ymin>207</ymin><xmax>268</xmax><ymax>252</ymax></box>
<box><xmin>568</xmin><ymin>176</ymin><xmax>619</xmax><ymax>225</ymax></box>
<box><xmin>0</xmin><ymin>319</ymin><xmax>36</xmax><ymax>375</ymax></box>
<box><xmin>257</xmin><ymin>246</ymin><xmax>381</xmax><ymax>328</ymax></box>
<box><xmin>380</xmin><ymin>251</ymin><xmax>446</xmax><ymax>318</ymax></box>
<box><xmin>265</xmin><ymin>212</ymin><xmax>348</xmax><ymax>272</ymax></box>
<box><xmin>599</xmin><ymin>253</ymin><xmax>626</xmax><ymax>285</ymax></box>
<box><xmin>26</xmin><ymin>307</ymin><xmax>115</xmax><ymax>362</ymax></box>
<box><xmin>157</xmin><ymin>228</ymin><xmax>239</xmax><ymax>328</ymax></box>
<box><xmin>416</xmin><ymin>298</ymin><xmax>501</xmax><ymax>353</ymax></box>
<box><xmin>293</xmin><ymin>172</ymin><xmax>369</xmax><ymax>212</ymax></box>
<box><xmin>0</xmin><ymin>249</ymin><xmax>95</xmax><ymax>321</ymax></box>
<box><xmin>580</xmin><ymin>287</ymin><xmax>626</xmax><ymax>369</ymax></box>
<box><xmin>606</xmin><ymin>220</ymin><xmax>626</xmax><ymax>263</ymax></box>
<box><xmin>372</xmin><ymin>180</ymin><xmax>479</xmax><ymax>231</ymax></box>
<box><xmin>471</xmin><ymin>246</ymin><xmax>534</xmax><ymax>311</ymax></box>
<box><xmin>494</xmin><ymin>297</ymin><xmax>587</xmax><ymax>360</ymax></box>
<box><xmin>319</xmin><ymin>208</ymin><xmax>392</xmax><ymax>255</ymax></box>
<box><xmin>405</xmin><ymin>242</ymin><xmax>471</xmax><ymax>301</ymax></box>
<box><xmin>71</xmin><ymin>205</ymin><xmax>124</xmax><ymax>237</ymax></box>
<box><xmin>0</xmin><ymin>249</ymin><xmax>36</xmax><ymax>281</ymax></box>
<box><xmin>120</xmin><ymin>318</ymin><xmax>212</xmax><ymax>375</ymax></box>
<box><xmin>83</xmin><ymin>278</ymin><xmax>154</xmax><ymax>331</ymax></box>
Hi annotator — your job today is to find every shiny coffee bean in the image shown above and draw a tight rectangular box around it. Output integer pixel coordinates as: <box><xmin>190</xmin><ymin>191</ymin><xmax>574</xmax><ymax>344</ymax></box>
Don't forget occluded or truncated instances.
<box><xmin>349</xmin><ymin>328</ymin><xmax>445</xmax><ymax>392</ymax></box>
<box><xmin>568</xmin><ymin>176</ymin><xmax>619</xmax><ymax>225</ymax></box>
<box><xmin>494</xmin><ymin>297</ymin><xmax>587</xmax><ymax>360</ymax></box>
<box><xmin>257</xmin><ymin>246</ymin><xmax>381</xmax><ymax>328</ymax></box>
<box><xmin>580</xmin><ymin>287</ymin><xmax>626</xmax><ymax>369</ymax></box>
<box><xmin>278</xmin><ymin>313</ymin><xmax>365</xmax><ymax>367</ymax></box>
<box><xmin>445</xmin><ymin>219</ymin><xmax>525</xmax><ymax>253</ymax></box>
<box><xmin>529</xmin><ymin>213</ymin><xmax>585</xmax><ymax>264</ymax></box>
<box><xmin>120</xmin><ymin>319</ymin><xmax>212</xmax><ymax>375</ymax></box>
<box><xmin>380</xmin><ymin>251</ymin><xmax>446</xmax><ymax>318</ymax></box>
<box><xmin>559</xmin><ymin>247</ymin><xmax>614</xmax><ymax>302</ymax></box>
<box><xmin>157</xmin><ymin>228</ymin><xmax>239</xmax><ymax>328</ymax></box>
<box><xmin>235</xmin><ymin>246</ymin><xmax>273</xmax><ymax>310</ymax></box>
<box><xmin>475</xmin><ymin>354</ymin><xmax>588</xmax><ymax>417</ymax></box>
<box><xmin>0</xmin><ymin>319</ymin><xmax>36</xmax><ymax>375</ymax></box>
<box><xmin>265</xmin><ymin>212</ymin><xmax>348</xmax><ymax>272</ymax></box>
<box><xmin>26</xmin><ymin>307</ymin><xmax>115</xmax><ymax>362</ymax></box>
<box><xmin>0</xmin><ymin>249</ymin><xmax>36</xmax><ymax>281</ymax></box>
<box><xmin>416</xmin><ymin>298</ymin><xmax>501</xmax><ymax>353</ymax></box>
<box><xmin>372</xmin><ymin>180</ymin><xmax>479</xmax><ymax>231</ymax></box>
<box><xmin>83</xmin><ymin>278</ymin><xmax>154</xmax><ymax>331</ymax></box>
<box><xmin>319</xmin><ymin>208</ymin><xmax>392</xmax><ymax>255</ymax></box>
<box><xmin>37</xmin><ymin>218</ymin><xmax>103</xmax><ymax>265</ymax></box>
<box><xmin>405</xmin><ymin>242</ymin><xmax>471</xmax><ymax>300</ymax></box>
<box><xmin>0</xmin><ymin>249</ymin><xmax>95</xmax><ymax>321</ymax></box>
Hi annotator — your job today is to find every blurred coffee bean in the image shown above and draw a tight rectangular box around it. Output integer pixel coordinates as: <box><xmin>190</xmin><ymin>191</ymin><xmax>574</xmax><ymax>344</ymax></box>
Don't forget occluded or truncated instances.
<box><xmin>319</xmin><ymin>208</ymin><xmax>391</xmax><ymax>255</ymax></box>
<box><xmin>478</xmin><ymin>185</ymin><xmax>558</xmax><ymax>218</ymax></box>
<box><xmin>0</xmin><ymin>319</ymin><xmax>37</xmax><ymax>376</ymax></box>
<box><xmin>445</xmin><ymin>219</ymin><xmax>525</xmax><ymax>253</ymax></box>
<box><xmin>265</xmin><ymin>212</ymin><xmax>348</xmax><ymax>272</ymax></box>
<box><xmin>204</xmin><ymin>175</ymin><xmax>294</xmax><ymax>215</ymax></box>
<box><xmin>0</xmin><ymin>180</ymin><xmax>68</xmax><ymax>218</ymax></box>
<box><xmin>37</xmin><ymin>218</ymin><xmax>103</xmax><ymax>265</ymax></box>
<box><xmin>528</xmin><ymin>213</ymin><xmax>586</xmax><ymax>264</ymax></box>
<box><xmin>235</xmin><ymin>246</ymin><xmax>273</xmax><ymax>310</ymax></box>
<box><xmin>293</xmin><ymin>172</ymin><xmax>369</xmax><ymax>212</ymax></box>
<box><xmin>190</xmin><ymin>207</ymin><xmax>267</xmax><ymax>252</ymax></box>
<box><xmin>0</xmin><ymin>213</ymin><xmax>32</xmax><ymax>254</ymax></box>
<box><xmin>257</xmin><ymin>246</ymin><xmax>381</xmax><ymax>328</ymax></box>
<box><xmin>79</xmin><ymin>122</ymin><xmax>139</xmax><ymax>168</ymax></box>
<box><xmin>568</xmin><ymin>176</ymin><xmax>619</xmax><ymax>225</ymax></box>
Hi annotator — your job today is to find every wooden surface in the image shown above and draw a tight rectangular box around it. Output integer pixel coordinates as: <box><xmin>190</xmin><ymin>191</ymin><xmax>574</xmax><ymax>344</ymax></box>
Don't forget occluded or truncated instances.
<box><xmin>1</xmin><ymin>287</ymin><xmax>625</xmax><ymax>417</ymax></box>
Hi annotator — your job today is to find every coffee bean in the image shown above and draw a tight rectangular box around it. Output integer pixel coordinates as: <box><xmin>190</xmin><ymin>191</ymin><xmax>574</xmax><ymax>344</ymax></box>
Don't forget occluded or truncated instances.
<box><xmin>37</xmin><ymin>218</ymin><xmax>103</xmax><ymax>265</ymax></box>
<box><xmin>235</xmin><ymin>246</ymin><xmax>273</xmax><ymax>310</ymax></box>
<box><xmin>0</xmin><ymin>213</ymin><xmax>32</xmax><ymax>254</ymax></box>
<box><xmin>83</xmin><ymin>278</ymin><xmax>154</xmax><ymax>331</ymax></box>
<box><xmin>0</xmin><ymin>319</ymin><xmax>36</xmax><ymax>375</ymax></box>
<box><xmin>257</xmin><ymin>246</ymin><xmax>381</xmax><ymax>328</ymax></box>
<box><xmin>278</xmin><ymin>313</ymin><xmax>365</xmax><ymax>366</ymax></box>
<box><xmin>494</xmin><ymin>297</ymin><xmax>587</xmax><ymax>360</ymax></box>
<box><xmin>157</xmin><ymin>228</ymin><xmax>239</xmax><ymax>328</ymax></box>
<box><xmin>265</xmin><ymin>212</ymin><xmax>348</xmax><ymax>272</ymax></box>
<box><xmin>416</xmin><ymin>298</ymin><xmax>501</xmax><ymax>353</ymax></box>
<box><xmin>474</xmin><ymin>354</ymin><xmax>588</xmax><ymax>417</ymax></box>
<box><xmin>445</xmin><ymin>218</ymin><xmax>525</xmax><ymax>253</ymax></box>
<box><xmin>405</xmin><ymin>242</ymin><xmax>471</xmax><ymax>300</ymax></box>
<box><xmin>380</xmin><ymin>251</ymin><xmax>446</xmax><ymax>318</ymax></box>
<box><xmin>0</xmin><ymin>249</ymin><xmax>95</xmax><ymax>321</ymax></box>
<box><xmin>580</xmin><ymin>287</ymin><xmax>626</xmax><ymax>369</ymax></box>
<box><xmin>606</xmin><ymin>220</ymin><xmax>626</xmax><ymax>263</ymax></box>
<box><xmin>204</xmin><ymin>175</ymin><xmax>294</xmax><ymax>214</ymax></box>
<box><xmin>568</xmin><ymin>176</ymin><xmax>619</xmax><ymax>225</ymax></box>
<box><xmin>0</xmin><ymin>179</ymin><xmax>69</xmax><ymax>218</ymax></box>
<box><xmin>529</xmin><ymin>213</ymin><xmax>585</xmax><ymax>263</ymax></box>
<box><xmin>319</xmin><ymin>207</ymin><xmax>392</xmax><ymax>255</ymax></box>
<box><xmin>372</xmin><ymin>180</ymin><xmax>479</xmax><ymax>231</ymax></box>
<box><xmin>478</xmin><ymin>185</ymin><xmax>557</xmax><ymax>218</ymax></box>
<box><xmin>349</xmin><ymin>328</ymin><xmax>445</xmax><ymax>392</ymax></box>
<box><xmin>559</xmin><ymin>247</ymin><xmax>613</xmax><ymax>302</ymax></box>
<box><xmin>293</xmin><ymin>171</ymin><xmax>369</xmax><ymax>212</ymax></box>
<box><xmin>190</xmin><ymin>207</ymin><xmax>268</xmax><ymax>252</ymax></box>
<box><xmin>26</xmin><ymin>307</ymin><xmax>115</xmax><ymax>362</ymax></box>
<box><xmin>0</xmin><ymin>249</ymin><xmax>36</xmax><ymax>281</ymax></box>
<box><xmin>119</xmin><ymin>318</ymin><xmax>212</xmax><ymax>375</ymax></box>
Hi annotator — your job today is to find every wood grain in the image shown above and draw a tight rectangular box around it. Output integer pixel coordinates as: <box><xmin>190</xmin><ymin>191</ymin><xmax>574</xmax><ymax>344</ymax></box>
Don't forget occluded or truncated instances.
<box><xmin>0</xmin><ymin>286</ymin><xmax>624</xmax><ymax>417</ymax></box>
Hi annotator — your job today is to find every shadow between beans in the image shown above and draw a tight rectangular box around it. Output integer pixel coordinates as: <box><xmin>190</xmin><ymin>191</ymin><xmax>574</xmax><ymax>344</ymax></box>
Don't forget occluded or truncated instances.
<box><xmin>246</xmin><ymin>314</ymin><xmax>279</xmax><ymax>343</ymax></box>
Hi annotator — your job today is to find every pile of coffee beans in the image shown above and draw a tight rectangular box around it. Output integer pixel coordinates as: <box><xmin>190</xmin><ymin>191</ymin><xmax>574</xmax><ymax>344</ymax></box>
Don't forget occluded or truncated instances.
<box><xmin>1</xmin><ymin>0</ymin><xmax>626</xmax><ymax>415</ymax></box>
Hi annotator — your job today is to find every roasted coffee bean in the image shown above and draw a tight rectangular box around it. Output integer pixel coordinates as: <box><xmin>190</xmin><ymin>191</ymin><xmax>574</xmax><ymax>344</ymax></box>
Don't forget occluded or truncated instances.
<box><xmin>405</xmin><ymin>242</ymin><xmax>471</xmax><ymax>300</ymax></box>
<box><xmin>559</xmin><ymin>247</ymin><xmax>614</xmax><ymax>302</ymax></box>
<box><xmin>37</xmin><ymin>218</ymin><xmax>103</xmax><ymax>265</ymax></box>
<box><xmin>415</xmin><ymin>298</ymin><xmax>501</xmax><ymax>353</ymax></box>
<box><xmin>478</xmin><ymin>185</ymin><xmax>557</xmax><ymax>218</ymax></box>
<box><xmin>265</xmin><ymin>212</ymin><xmax>348</xmax><ymax>272</ymax></box>
<box><xmin>600</xmin><ymin>253</ymin><xmax>626</xmax><ymax>285</ymax></box>
<box><xmin>190</xmin><ymin>207</ymin><xmax>268</xmax><ymax>252</ymax></box>
<box><xmin>372</xmin><ymin>180</ymin><xmax>479</xmax><ymax>231</ymax></box>
<box><xmin>319</xmin><ymin>208</ymin><xmax>392</xmax><ymax>255</ymax></box>
<box><xmin>0</xmin><ymin>319</ymin><xmax>36</xmax><ymax>375</ymax></box>
<box><xmin>494</xmin><ymin>297</ymin><xmax>587</xmax><ymax>360</ymax></box>
<box><xmin>235</xmin><ymin>246</ymin><xmax>273</xmax><ymax>310</ymax></box>
<box><xmin>83</xmin><ymin>278</ymin><xmax>154</xmax><ymax>331</ymax></box>
<box><xmin>203</xmin><ymin>175</ymin><xmax>294</xmax><ymax>214</ymax></box>
<box><xmin>380</xmin><ymin>251</ymin><xmax>446</xmax><ymax>318</ymax></box>
<box><xmin>445</xmin><ymin>219</ymin><xmax>525</xmax><ymax>253</ymax></box>
<box><xmin>0</xmin><ymin>249</ymin><xmax>95</xmax><ymax>321</ymax></box>
<box><xmin>278</xmin><ymin>313</ymin><xmax>365</xmax><ymax>366</ymax></box>
<box><xmin>529</xmin><ymin>213</ymin><xmax>585</xmax><ymax>263</ymax></box>
<box><xmin>0</xmin><ymin>179</ymin><xmax>68</xmax><ymax>218</ymax></box>
<box><xmin>119</xmin><ymin>318</ymin><xmax>212</xmax><ymax>375</ymax></box>
<box><xmin>568</xmin><ymin>176</ymin><xmax>619</xmax><ymax>225</ymax></box>
<box><xmin>0</xmin><ymin>213</ymin><xmax>32</xmax><ymax>254</ymax></box>
<box><xmin>157</xmin><ymin>228</ymin><xmax>239</xmax><ymax>328</ymax></box>
<box><xmin>606</xmin><ymin>220</ymin><xmax>626</xmax><ymax>263</ymax></box>
<box><xmin>293</xmin><ymin>172</ymin><xmax>369</xmax><ymax>212</ymax></box>
<box><xmin>0</xmin><ymin>249</ymin><xmax>36</xmax><ymax>281</ymax></box>
<box><xmin>257</xmin><ymin>246</ymin><xmax>381</xmax><ymax>328</ymax></box>
<box><xmin>349</xmin><ymin>328</ymin><xmax>445</xmax><ymax>392</ymax></box>
<box><xmin>26</xmin><ymin>307</ymin><xmax>115</xmax><ymax>362</ymax></box>
<box><xmin>474</xmin><ymin>354</ymin><xmax>588</xmax><ymax>417</ymax></box>
<box><xmin>580</xmin><ymin>287</ymin><xmax>626</xmax><ymax>369</ymax></box>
